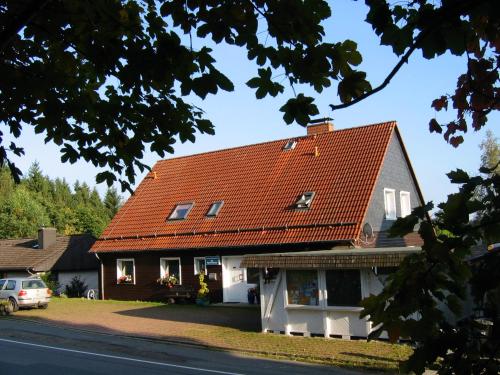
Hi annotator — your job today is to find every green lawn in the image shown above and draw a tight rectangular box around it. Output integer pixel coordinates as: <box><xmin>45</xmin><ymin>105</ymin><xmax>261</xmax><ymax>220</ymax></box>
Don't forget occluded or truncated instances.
<box><xmin>12</xmin><ymin>297</ymin><xmax>412</xmax><ymax>372</ymax></box>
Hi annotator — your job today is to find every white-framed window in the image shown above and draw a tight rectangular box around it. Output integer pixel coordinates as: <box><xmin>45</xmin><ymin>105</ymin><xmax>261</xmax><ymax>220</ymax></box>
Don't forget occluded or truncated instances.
<box><xmin>282</xmin><ymin>139</ymin><xmax>297</xmax><ymax>151</ymax></box>
<box><xmin>117</xmin><ymin>259</ymin><xmax>135</xmax><ymax>284</ymax></box>
<box><xmin>160</xmin><ymin>258</ymin><xmax>181</xmax><ymax>284</ymax></box>
<box><xmin>206</xmin><ymin>201</ymin><xmax>224</xmax><ymax>217</ymax></box>
<box><xmin>383</xmin><ymin>188</ymin><xmax>397</xmax><ymax>220</ymax></box>
<box><xmin>295</xmin><ymin>191</ymin><xmax>315</xmax><ymax>209</ymax></box>
<box><xmin>325</xmin><ymin>270</ymin><xmax>361</xmax><ymax>307</ymax></box>
<box><xmin>400</xmin><ymin>191</ymin><xmax>411</xmax><ymax>217</ymax></box>
<box><xmin>168</xmin><ymin>203</ymin><xmax>194</xmax><ymax>220</ymax></box>
<box><xmin>285</xmin><ymin>270</ymin><xmax>319</xmax><ymax>306</ymax></box>
<box><xmin>194</xmin><ymin>257</ymin><xmax>206</xmax><ymax>275</ymax></box>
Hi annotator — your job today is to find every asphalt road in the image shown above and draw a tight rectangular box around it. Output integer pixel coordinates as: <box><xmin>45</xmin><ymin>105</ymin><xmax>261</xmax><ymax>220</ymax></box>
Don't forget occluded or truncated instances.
<box><xmin>0</xmin><ymin>318</ymin><xmax>361</xmax><ymax>375</ymax></box>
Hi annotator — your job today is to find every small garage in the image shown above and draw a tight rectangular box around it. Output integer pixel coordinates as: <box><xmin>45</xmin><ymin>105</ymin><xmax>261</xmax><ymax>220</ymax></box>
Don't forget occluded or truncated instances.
<box><xmin>241</xmin><ymin>247</ymin><xmax>420</xmax><ymax>339</ymax></box>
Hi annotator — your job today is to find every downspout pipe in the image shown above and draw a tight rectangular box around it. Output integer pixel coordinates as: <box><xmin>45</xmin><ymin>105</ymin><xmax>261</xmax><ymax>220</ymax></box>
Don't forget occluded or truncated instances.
<box><xmin>95</xmin><ymin>253</ymin><xmax>104</xmax><ymax>300</ymax></box>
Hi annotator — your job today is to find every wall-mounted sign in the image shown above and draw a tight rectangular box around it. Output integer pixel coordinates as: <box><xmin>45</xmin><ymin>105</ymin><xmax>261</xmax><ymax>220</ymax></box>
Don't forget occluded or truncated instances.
<box><xmin>205</xmin><ymin>256</ymin><xmax>221</xmax><ymax>266</ymax></box>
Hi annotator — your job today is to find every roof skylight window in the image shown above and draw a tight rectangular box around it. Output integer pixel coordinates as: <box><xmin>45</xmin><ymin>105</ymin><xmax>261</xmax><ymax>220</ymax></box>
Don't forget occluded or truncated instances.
<box><xmin>283</xmin><ymin>140</ymin><xmax>297</xmax><ymax>151</ymax></box>
<box><xmin>206</xmin><ymin>201</ymin><xmax>224</xmax><ymax>217</ymax></box>
<box><xmin>168</xmin><ymin>203</ymin><xmax>194</xmax><ymax>220</ymax></box>
<box><xmin>295</xmin><ymin>192</ymin><xmax>315</xmax><ymax>209</ymax></box>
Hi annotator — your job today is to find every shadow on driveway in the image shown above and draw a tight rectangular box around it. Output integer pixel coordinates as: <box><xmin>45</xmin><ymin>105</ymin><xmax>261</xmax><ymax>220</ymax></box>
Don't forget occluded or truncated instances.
<box><xmin>114</xmin><ymin>304</ymin><xmax>261</xmax><ymax>332</ymax></box>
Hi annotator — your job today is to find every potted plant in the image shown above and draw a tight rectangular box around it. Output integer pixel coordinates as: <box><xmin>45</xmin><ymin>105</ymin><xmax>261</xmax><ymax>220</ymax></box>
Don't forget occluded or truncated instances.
<box><xmin>157</xmin><ymin>274</ymin><xmax>178</xmax><ymax>288</ymax></box>
<box><xmin>196</xmin><ymin>272</ymin><xmax>210</xmax><ymax>306</ymax></box>
<box><xmin>117</xmin><ymin>275</ymin><xmax>128</xmax><ymax>284</ymax></box>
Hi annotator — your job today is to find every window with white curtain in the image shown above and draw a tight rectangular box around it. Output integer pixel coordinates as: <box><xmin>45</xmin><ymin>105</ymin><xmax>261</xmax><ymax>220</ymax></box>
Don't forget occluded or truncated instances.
<box><xmin>384</xmin><ymin>188</ymin><xmax>397</xmax><ymax>220</ymax></box>
<box><xmin>400</xmin><ymin>191</ymin><xmax>411</xmax><ymax>217</ymax></box>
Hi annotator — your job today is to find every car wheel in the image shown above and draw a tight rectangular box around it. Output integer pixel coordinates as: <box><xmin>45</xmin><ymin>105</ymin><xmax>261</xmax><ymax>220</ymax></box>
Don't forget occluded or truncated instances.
<box><xmin>38</xmin><ymin>303</ymin><xmax>48</xmax><ymax>309</ymax></box>
<box><xmin>9</xmin><ymin>297</ymin><xmax>19</xmax><ymax>312</ymax></box>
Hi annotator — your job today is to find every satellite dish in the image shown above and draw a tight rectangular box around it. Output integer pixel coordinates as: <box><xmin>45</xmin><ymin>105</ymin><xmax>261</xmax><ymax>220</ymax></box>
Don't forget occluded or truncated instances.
<box><xmin>362</xmin><ymin>223</ymin><xmax>373</xmax><ymax>238</ymax></box>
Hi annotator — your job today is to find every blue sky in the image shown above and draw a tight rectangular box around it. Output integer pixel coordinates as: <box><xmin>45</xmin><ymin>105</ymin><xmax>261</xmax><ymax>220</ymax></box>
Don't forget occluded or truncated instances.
<box><xmin>5</xmin><ymin>0</ymin><xmax>498</xmax><ymax>209</ymax></box>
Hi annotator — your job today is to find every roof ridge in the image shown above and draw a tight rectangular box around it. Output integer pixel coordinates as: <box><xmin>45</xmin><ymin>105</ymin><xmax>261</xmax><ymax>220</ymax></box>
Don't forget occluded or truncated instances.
<box><xmin>153</xmin><ymin>121</ymin><xmax>397</xmax><ymax>165</ymax></box>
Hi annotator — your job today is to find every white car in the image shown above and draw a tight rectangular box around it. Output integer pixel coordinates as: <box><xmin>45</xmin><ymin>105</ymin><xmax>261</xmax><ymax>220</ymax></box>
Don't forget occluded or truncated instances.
<box><xmin>0</xmin><ymin>277</ymin><xmax>52</xmax><ymax>311</ymax></box>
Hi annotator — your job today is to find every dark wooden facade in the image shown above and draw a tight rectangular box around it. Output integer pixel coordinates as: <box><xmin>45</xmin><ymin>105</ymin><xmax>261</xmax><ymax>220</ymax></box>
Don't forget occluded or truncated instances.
<box><xmin>99</xmin><ymin>243</ymin><xmax>345</xmax><ymax>302</ymax></box>
<box><xmin>100</xmin><ymin>247</ymin><xmax>267</xmax><ymax>302</ymax></box>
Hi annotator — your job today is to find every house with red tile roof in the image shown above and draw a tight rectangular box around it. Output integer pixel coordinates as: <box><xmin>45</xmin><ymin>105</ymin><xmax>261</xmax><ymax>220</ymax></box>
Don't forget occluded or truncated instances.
<box><xmin>91</xmin><ymin>121</ymin><xmax>424</xmax><ymax>304</ymax></box>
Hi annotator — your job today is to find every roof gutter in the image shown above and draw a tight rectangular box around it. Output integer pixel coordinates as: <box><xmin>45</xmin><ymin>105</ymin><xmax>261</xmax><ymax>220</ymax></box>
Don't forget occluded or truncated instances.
<box><xmin>97</xmin><ymin>222</ymin><xmax>357</xmax><ymax>242</ymax></box>
<box><xmin>91</xmin><ymin>238</ymin><xmax>356</xmax><ymax>254</ymax></box>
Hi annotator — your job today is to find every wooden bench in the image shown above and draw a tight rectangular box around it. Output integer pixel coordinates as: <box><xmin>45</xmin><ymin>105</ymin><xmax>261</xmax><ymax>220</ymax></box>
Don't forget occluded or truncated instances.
<box><xmin>164</xmin><ymin>285</ymin><xmax>196</xmax><ymax>303</ymax></box>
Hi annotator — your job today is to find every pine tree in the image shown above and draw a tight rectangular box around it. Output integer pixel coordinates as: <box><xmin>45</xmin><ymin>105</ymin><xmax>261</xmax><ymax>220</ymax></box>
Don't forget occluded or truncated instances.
<box><xmin>104</xmin><ymin>188</ymin><xmax>122</xmax><ymax>219</ymax></box>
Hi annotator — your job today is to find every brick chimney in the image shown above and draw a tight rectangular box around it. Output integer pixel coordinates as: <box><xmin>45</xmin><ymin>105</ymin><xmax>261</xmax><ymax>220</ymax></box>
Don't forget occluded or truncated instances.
<box><xmin>38</xmin><ymin>227</ymin><xmax>56</xmax><ymax>249</ymax></box>
<box><xmin>307</xmin><ymin>119</ymin><xmax>334</xmax><ymax>136</ymax></box>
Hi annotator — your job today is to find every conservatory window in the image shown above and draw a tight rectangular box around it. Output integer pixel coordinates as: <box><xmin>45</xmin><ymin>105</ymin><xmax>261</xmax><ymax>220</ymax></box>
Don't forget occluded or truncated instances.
<box><xmin>286</xmin><ymin>270</ymin><xmax>319</xmax><ymax>306</ymax></box>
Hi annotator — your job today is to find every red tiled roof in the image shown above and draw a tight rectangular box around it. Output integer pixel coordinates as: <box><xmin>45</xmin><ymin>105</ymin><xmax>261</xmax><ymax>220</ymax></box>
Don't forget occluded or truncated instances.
<box><xmin>92</xmin><ymin>122</ymin><xmax>397</xmax><ymax>253</ymax></box>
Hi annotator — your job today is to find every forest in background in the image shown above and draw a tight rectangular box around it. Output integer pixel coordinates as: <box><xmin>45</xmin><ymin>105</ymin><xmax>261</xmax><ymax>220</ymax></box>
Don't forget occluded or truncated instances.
<box><xmin>0</xmin><ymin>162</ymin><xmax>121</xmax><ymax>238</ymax></box>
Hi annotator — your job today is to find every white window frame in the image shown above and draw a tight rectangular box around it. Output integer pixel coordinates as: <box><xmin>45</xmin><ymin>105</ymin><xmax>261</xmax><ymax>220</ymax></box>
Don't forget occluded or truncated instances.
<box><xmin>295</xmin><ymin>191</ymin><xmax>316</xmax><ymax>209</ymax></box>
<box><xmin>168</xmin><ymin>202</ymin><xmax>194</xmax><ymax>220</ymax></box>
<box><xmin>206</xmin><ymin>201</ymin><xmax>224</xmax><ymax>217</ymax></box>
<box><xmin>400</xmin><ymin>191</ymin><xmax>411</xmax><ymax>217</ymax></box>
<box><xmin>194</xmin><ymin>257</ymin><xmax>206</xmax><ymax>275</ymax></box>
<box><xmin>383</xmin><ymin>188</ymin><xmax>397</xmax><ymax>220</ymax></box>
<box><xmin>282</xmin><ymin>269</ymin><xmax>366</xmax><ymax>312</ymax></box>
<box><xmin>324</xmin><ymin>269</ymin><xmax>363</xmax><ymax>309</ymax></box>
<box><xmin>116</xmin><ymin>258</ymin><xmax>135</xmax><ymax>285</ymax></box>
<box><xmin>283</xmin><ymin>269</ymin><xmax>323</xmax><ymax>309</ymax></box>
<box><xmin>160</xmin><ymin>257</ymin><xmax>182</xmax><ymax>284</ymax></box>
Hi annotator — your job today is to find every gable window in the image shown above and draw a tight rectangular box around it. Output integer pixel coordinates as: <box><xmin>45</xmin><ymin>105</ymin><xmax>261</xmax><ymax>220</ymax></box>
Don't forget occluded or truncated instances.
<box><xmin>160</xmin><ymin>258</ymin><xmax>181</xmax><ymax>285</ymax></box>
<box><xmin>168</xmin><ymin>203</ymin><xmax>193</xmax><ymax>220</ymax></box>
<box><xmin>116</xmin><ymin>259</ymin><xmax>135</xmax><ymax>284</ymax></box>
<box><xmin>206</xmin><ymin>201</ymin><xmax>224</xmax><ymax>217</ymax></box>
<box><xmin>295</xmin><ymin>191</ymin><xmax>315</xmax><ymax>209</ymax></box>
<box><xmin>383</xmin><ymin>188</ymin><xmax>396</xmax><ymax>220</ymax></box>
<box><xmin>194</xmin><ymin>257</ymin><xmax>206</xmax><ymax>275</ymax></box>
<box><xmin>325</xmin><ymin>270</ymin><xmax>361</xmax><ymax>307</ymax></box>
<box><xmin>400</xmin><ymin>191</ymin><xmax>411</xmax><ymax>217</ymax></box>
<box><xmin>286</xmin><ymin>270</ymin><xmax>319</xmax><ymax>306</ymax></box>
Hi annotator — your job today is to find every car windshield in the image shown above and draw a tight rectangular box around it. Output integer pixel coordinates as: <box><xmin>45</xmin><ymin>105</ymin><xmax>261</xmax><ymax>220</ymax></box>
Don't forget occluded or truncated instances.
<box><xmin>22</xmin><ymin>280</ymin><xmax>46</xmax><ymax>289</ymax></box>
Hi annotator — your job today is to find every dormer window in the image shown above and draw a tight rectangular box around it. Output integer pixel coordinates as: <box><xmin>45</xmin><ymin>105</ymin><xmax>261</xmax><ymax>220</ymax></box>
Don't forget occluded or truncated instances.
<box><xmin>283</xmin><ymin>140</ymin><xmax>297</xmax><ymax>151</ymax></box>
<box><xmin>168</xmin><ymin>203</ymin><xmax>194</xmax><ymax>220</ymax></box>
<box><xmin>295</xmin><ymin>192</ymin><xmax>315</xmax><ymax>209</ymax></box>
<box><xmin>206</xmin><ymin>201</ymin><xmax>224</xmax><ymax>217</ymax></box>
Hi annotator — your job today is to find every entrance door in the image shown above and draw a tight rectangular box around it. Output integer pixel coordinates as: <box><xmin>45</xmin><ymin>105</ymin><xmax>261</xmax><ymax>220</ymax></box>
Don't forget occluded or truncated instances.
<box><xmin>222</xmin><ymin>256</ymin><xmax>256</xmax><ymax>303</ymax></box>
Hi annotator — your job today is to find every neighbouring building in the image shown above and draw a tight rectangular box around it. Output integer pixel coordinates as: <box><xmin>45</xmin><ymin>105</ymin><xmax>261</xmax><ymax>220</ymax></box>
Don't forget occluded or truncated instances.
<box><xmin>0</xmin><ymin>228</ymin><xmax>99</xmax><ymax>294</ymax></box>
<box><xmin>91</xmin><ymin>120</ymin><xmax>424</xmax><ymax>309</ymax></box>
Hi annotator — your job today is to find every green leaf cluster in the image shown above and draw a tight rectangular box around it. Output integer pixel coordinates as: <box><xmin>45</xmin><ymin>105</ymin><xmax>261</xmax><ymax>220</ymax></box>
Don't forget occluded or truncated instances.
<box><xmin>0</xmin><ymin>1</ymin><xmax>496</xmax><ymax>191</ymax></box>
<box><xmin>361</xmin><ymin>163</ymin><xmax>500</xmax><ymax>374</ymax></box>
<box><xmin>0</xmin><ymin>0</ymin><xmax>372</xmax><ymax>191</ymax></box>
<box><xmin>364</xmin><ymin>0</ymin><xmax>499</xmax><ymax>147</ymax></box>
<box><xmin>0</xmin><ymin>162</ymin><xmax>121</xmax><ymax>238</ymax></box>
